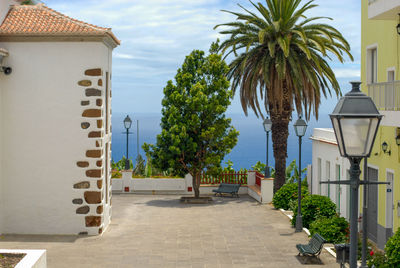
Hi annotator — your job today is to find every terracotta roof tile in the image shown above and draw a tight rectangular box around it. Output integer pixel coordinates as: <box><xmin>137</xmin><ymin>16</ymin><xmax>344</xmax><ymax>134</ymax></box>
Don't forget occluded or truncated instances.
<box><xmin>0</xmin><ymin>4</ymin><xmax>120</xmax><ymax>45</ymax></box>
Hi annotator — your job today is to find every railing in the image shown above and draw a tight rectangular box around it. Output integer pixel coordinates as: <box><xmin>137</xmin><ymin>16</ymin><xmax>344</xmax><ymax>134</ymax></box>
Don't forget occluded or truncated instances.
<box><xmin>368</xmin><ymin>81</ymin><xmax>400</xmax><ymax>111</ymax></box>
<box><xmin>255</xmin><ymin>171</ymin><xmax>264</xmax><ymax>187</ymax></box>
<box><xmin>200</xmin><ymin>172</ymin><xmax>247</xmax><ymax>185</ymax></box>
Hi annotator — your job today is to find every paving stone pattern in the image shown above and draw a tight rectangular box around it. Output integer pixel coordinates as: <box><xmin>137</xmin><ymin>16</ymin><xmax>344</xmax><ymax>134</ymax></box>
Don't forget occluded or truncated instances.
<box><xmin>0</xmin><ymin>195</ymin><xmax>337</xmax><ymax>268</ymax></box>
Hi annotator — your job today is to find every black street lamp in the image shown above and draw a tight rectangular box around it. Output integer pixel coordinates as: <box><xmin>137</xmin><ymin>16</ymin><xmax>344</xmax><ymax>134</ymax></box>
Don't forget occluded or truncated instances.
<box><xmin>328</xmin><ymin>81</ymin><xmax>382</xmax><ymax>268</ymax></box>
<box><xmin>123</xmin><ymin>115</ymin><xmax>133</xmax><ymax>170</ymax></box>
<box><xmin>263</xmin><ymin>117</ymin><xmax>272</xmax><ymax>177</ymax></box>
<box><xmin>294</xmin><ymin>115</ymin><xmax>307</xmax><ymax>232</ymax></box>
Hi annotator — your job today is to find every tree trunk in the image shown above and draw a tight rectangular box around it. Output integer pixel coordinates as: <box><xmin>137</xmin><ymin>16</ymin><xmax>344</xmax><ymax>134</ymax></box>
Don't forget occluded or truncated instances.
<box><xmin>192</xmin><ymin>172</ymin><xmax>201</xmax><ymax>198</ymax></box>
<box><xmin>270</xmin><ymin>110</ymin><xmax>290</xmax><ymax>193</ymax></box>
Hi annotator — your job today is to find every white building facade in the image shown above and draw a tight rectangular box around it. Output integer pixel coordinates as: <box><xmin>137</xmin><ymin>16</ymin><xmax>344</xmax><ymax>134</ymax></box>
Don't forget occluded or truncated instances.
<box><xmin>0</xmin><ymin>1</ymin><xmax>119</xmax><ymax>235</ymax></box>
<box><xmin>310</xmin><ymin>128</ymin><xmax>351</xmax><ymax>220</ymax></box>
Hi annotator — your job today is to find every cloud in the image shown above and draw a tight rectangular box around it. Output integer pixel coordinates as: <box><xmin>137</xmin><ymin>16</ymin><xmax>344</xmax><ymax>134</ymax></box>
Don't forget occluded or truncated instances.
<box><xmin>46</xmin><ymin>0</ymin><xmax>361</xmax><ymax>114</ymax></box>
<box><xmin>113</xmin><ymin>53</ymin><xmax>135</xmax><ymax>59</ymax></box>
<box><xmin>333</xmin><ymin>68</ymin><xmax>361</xmax><ymax>78</ymax></box>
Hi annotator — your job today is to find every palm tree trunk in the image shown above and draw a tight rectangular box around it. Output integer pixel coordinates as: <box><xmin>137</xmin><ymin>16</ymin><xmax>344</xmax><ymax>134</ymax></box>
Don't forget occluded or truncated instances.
<box><xmin>270</xmin><ymin>110</ymin><xmax>290</xmax><ymax>193</ymax></box>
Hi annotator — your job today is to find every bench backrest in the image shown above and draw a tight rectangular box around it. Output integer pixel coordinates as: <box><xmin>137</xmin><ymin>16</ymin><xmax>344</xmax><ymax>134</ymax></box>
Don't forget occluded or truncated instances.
<box><xmin>218</xmin><ymin>183</ymin><xmax>241</xmax><ymax>191</ymax></box>
<box><xmin>309</xmin><ymin>233</ymin><xmax>326</xmax><ymax>252</ymax></box>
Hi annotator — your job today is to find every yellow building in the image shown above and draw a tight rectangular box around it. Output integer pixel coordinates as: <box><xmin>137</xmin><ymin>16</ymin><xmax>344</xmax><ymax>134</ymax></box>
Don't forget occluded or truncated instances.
<box><xmin>361</xmin><ymin>0</ymin><xmax>400</xmax><ymax>249</ymax></box>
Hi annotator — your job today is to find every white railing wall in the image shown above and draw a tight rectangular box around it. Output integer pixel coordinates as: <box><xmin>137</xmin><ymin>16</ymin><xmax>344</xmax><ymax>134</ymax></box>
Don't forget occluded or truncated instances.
<box><xmin>368</xmin><ymin>81</ymin><xmax>400</xmax><ymax>111</ymax></box>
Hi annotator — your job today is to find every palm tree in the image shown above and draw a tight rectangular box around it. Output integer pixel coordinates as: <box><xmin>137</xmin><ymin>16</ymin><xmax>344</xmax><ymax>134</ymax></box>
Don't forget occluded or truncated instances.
<box><xmin>215</xmin><ymin>0</ymin><xmax>353</xmax><ymax>193</ymax></box>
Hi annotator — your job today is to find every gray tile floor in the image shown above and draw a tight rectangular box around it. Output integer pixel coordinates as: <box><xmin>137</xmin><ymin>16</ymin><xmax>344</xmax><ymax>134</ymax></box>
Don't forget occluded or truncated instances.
<box><xmin>0</xmin><ymin>194</ymin><xmax>337</xmax><ymax>268</ymax></box>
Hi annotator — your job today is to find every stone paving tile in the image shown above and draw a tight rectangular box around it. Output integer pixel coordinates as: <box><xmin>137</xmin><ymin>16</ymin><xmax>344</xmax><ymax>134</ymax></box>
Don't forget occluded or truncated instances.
<box><xmin>0</xmin><ymin>194</ymin><xmax>337</xmax><ymax>267</ymax></box>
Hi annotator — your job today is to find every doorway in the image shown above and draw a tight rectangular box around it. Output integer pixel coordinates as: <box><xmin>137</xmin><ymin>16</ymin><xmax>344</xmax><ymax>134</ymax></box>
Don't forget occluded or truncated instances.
<box><xmin>368</xmin><ymin>167</ymin><xmax>379</xmax><ymax>243</ymax></box>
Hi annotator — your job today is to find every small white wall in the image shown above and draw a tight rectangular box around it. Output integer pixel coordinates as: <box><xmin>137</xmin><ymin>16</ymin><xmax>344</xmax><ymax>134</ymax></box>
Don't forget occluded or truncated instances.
<box><xmin>311</xmin><ymin>128</ymin><xmax>351</xmax><ymax>220</ymax></box>
<box><xmin>260</xmin><ymin>178</ymin><xmax>273</xmax><ymax>203</ymax></box>
<box><xmin>0</xmin><ymin>41</ymin><xmax>112</xmax><ymax>235</ymax></box>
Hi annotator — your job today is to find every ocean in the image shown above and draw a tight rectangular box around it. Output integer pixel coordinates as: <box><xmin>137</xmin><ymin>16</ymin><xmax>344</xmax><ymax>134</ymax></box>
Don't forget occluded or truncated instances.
<box><xmin>111</xmin><ymin>112</ymin><xmax>334</xmax><ymax>171</ymax></box>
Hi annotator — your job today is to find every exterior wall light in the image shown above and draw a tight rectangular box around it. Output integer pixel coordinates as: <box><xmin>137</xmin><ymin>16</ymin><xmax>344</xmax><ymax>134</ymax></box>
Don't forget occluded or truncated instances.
<box><xmin>396</xmin><ymin>135</ymin><xmax>400</xmax><ymax>146</ymax></box>
<box><xmin>397</xmin><ymin>14</ymin><xmax>400</xmax><ymax>35</ymax></box>
<box><xmin>382</xmin><ymin>141</ymin><xmax>391</xmax><ymax>155</ymax></box>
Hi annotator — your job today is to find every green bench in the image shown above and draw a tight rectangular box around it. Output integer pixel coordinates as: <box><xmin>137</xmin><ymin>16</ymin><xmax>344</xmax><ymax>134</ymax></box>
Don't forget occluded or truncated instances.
<box><xmin>212</xmin><ymin>183</ymin><xmax>241</xmax><ymax>197</ymax></box>
<box><xmin>296</xmin><ymin>233</ymin><xmax>326</xmax><ymax>258</ymax></box>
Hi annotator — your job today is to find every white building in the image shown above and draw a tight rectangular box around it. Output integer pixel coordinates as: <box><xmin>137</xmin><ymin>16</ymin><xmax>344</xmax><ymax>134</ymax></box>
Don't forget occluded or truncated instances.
<box><xmin>310</xmin><ymin>128</ymin><xmax>351</xmax><ymax>220</ymax></box>
<box><xmin>0</xmin><ymin>1</ymin><xmax>119</xmax><ymax>235</ymax></box>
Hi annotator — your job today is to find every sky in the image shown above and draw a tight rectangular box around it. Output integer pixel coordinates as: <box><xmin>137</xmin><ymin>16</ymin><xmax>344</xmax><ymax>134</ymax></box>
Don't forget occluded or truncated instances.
<box><xmin>45</xmin><ymin>0</ymin><xmax>361</xmax><ymax>117</ymax></box>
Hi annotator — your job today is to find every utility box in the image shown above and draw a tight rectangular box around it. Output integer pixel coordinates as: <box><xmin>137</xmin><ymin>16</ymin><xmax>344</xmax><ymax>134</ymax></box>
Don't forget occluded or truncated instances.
<box><xmin>334</xmin><ymin>244</ymin><xmax>350</xmax><ymax>265</ymax></box>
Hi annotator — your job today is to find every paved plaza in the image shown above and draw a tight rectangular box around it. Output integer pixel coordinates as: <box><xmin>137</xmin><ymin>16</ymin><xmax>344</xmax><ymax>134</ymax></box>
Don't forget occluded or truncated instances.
<box><xmin>0</xmin><ymin>194</ymin><xmax>337</xmax><ymax>267</ymax></box>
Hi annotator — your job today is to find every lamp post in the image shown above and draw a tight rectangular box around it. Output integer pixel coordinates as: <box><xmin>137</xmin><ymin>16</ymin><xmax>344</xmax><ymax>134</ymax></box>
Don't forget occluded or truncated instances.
<box><xmin>329</xmin><ymin>81</ymin><xmax>382</xmax><ymax>268</ymax></box>
<box><xmin>123</xmin><ymin>115</ymin><xmax>133</xmax><ymax>170</ymax></box>
<box><xmin>263</xmin><ymin>117</ymin><xmax>272</xmax><ymax>177</ymax></box>
<box><xmin>294</xmin><ymin>116</ymin><xmax>307</xmax><ymax>232</ymax></box>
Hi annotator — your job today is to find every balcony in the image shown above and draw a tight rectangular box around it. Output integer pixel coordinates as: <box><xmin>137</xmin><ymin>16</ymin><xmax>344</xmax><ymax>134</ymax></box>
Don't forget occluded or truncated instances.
<box><xmin>368</xmin><ymin>0</ymin><xmax>400</xmax><ymax>20</ymax></box>
<box><xmin>368</xmin><ymin>81</ymin><xmax>400</xmax><ymax>111</ymax></box>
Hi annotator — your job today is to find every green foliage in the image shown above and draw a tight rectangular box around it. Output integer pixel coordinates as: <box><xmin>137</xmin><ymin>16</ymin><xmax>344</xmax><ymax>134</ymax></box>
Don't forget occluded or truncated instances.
<box><xmin>215</xmin><ymin>0</ymin><xmax>353</xmax><ymax>192</ymax></box>
<box><xmin>133</xmin><ymin>154</ymin><xmax>145</xmax><ymax>176</ymax></box>
<box><xmin>385</xmin><ymin>227</ymin><xmax>400</xmax><ymax>267</ymax></box>
<box><xmin>291</xmin><ymin>195</ymin><xmax>336</xmax><ymax>228</ymax></box>
<box><xmin>272</xmin><ymin>183</ymin><xmax>308</xmax><ymax>210</ymax></box>
<box><xmin>21</xmin><ymin>0</ymin><xmax>36</xmax><ymax>5</ymax></box>
<box><xmin>367</xmin><ymin>251</ymin><xmax>388</xmax><ymax>268</ymax></box>
<box><xmin>285</xmin><ymin>159</ymin><xmax>307</xmax><ymax>184</ymax></box>
<box><xmin>143</xmin><ymin>41</ymin><xmax>239</xmax><ymax>197</ymax></box>
<box><xmin>309</xmin><ymin>216</ymin><xmax>349</xmax><ymax>244</ymax></box>
<box><xmin>111</xmin><ymin>156</ymin><xmax>133</xmax><ymax>171</ymax></box>
<box><xmin>251</xmin><ymin>161</ymin><xmax>266</xmax><ymax>174</ymax></box>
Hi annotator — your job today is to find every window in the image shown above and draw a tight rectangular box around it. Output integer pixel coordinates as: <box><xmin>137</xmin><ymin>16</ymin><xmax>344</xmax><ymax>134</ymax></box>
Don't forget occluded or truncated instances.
<box><xmin>336</xmin><ymin>164</ymin><xmax>341</xmax><ymax>214</ymax></box>
<box><xmin>318</xmin><ymin>158</ymin><xmax>322</xmax><ymax>195</ymax></box>
<box><xmin>326</xmin><ymin>161</ymin><xmax>331</xmax><ymax>198</ymax></box>
<box><xmin>388</xmin><ymin>70</ymin><xmax>395</xmax><ymax>82</ymax></box>
<box><xmin>367</xmin><ymin>47</ymin><xmax>377</xmax><ymax>84</ymax></box>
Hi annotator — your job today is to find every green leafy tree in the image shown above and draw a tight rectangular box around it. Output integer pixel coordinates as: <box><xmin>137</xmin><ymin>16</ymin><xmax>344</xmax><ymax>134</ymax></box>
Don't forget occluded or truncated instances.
<box><xmin>144</xmin><ymin>42</ymin><xmax>239</xmax><ymax>198</ymax></box>
<box><xmin>133</xmin><ymin>154</ymin><xmax>145</xmax><ymax>176</ymax></box>
<box><xmin>215</xmin><ymin>0</ymin><xmax>353</xmax><ymax>192</ymax></box>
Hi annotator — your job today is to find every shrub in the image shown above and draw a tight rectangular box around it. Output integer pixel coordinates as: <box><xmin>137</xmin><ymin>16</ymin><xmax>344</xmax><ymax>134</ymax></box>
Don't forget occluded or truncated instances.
<box><xmin>291</xmin><ymin>194</ymin><xmax>336</xmax><ymax>228</ymax></box>
<box><xmin>272</xmin><ymin>183</ymin><xmax>308</xmax><ymax>210</ymax></box>
<box><xmin>367</xmin><ymin>251</ymin><xmax>388</xmax><ymax>268</ymax></box>
<box><xmin>385</xmin><ymin>227</ymin><xmax>400</xmax><ymax>267</ymax></box>
<box><xmin>309</xmin><ymin>216</ymin><xmax>349</xmax><ymax>244</ymax></box>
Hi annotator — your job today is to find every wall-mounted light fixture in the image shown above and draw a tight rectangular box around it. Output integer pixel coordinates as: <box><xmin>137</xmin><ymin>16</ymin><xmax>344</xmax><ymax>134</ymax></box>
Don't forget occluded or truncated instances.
<box><xmin>0</xmin><ymin>48</ymin><xmax>11</xmax><ymax>75</ymax></box>
<box><xmin>397</xmin><ymin>14</ymin><xmax>400</xmax><ymax>35</ymax></box>
<box><xmin>382</xmin><ymin>141</ymin><xmax>391</xmax><ymax>155</ymax></box>
<box><xmin>396</xmin><ymin>135</ymin><xmax>400</xmax><ymax>146</ymax></box>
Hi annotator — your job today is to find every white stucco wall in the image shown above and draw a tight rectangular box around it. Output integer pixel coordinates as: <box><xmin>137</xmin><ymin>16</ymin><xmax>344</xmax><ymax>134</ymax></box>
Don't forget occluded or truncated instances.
<box><xmin>311</xmin><ymin>128</ymin><xmax>351</xmax><ymax>220</ymax></box>
<box><xmin>0</xmin><ymin>41</ymin><xmax>113</xmax><ymax>235</ymax></box>
<box><xmin>0</xmin><ymin>0</ymin><xmax>19</xmax><ymax>24</ymax></box>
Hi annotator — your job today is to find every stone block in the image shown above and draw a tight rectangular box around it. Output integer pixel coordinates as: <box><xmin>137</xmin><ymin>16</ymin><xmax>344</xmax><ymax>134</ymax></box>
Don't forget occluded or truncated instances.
<box><xmin>76</xmin><ymin>161</ymin><xmax>89</xmax><ymax>168</ymax></box>
<box><xmin>88</xmin><ymin>131</ymin><xmax>101</xmax><ymax>138</ymax></box>
<box><xmin>96</xmin><ymin>99</ymin><xmax>102</xmax><ymax>106</ymax></box>
<box><xmin>76</xmin><ymin>206</ymin><xmax>90</xmax><ymax>214</ymax></box>
<box><xmin>96</xmin><ymin>205</ymin><xmax>103</xmax><ymax>214</ymax></box>
<box><xmin>96</xmin><ymin>160</ymin><xmax>103</xmax><ymax>167</ymax></box>
<box><xmin>85</xmin><ymin>68</ymin><xmax>102</xmax><ymax>76</ymax></box>
<box><xmin>81</xmin><ymin>122</ymin><xmax>90</xmax><ymax>129</ymax></box>
<box><xmin>78</xmin><ymin>80</ymin><xmax>92</xmax><ymax>87</ymax></box>
<box><xmin>85</xmin><ymin>88</ymin><xmax>101</xmax><ymax>97</ymax></box>
<box><xmin>97</xmin><ymin>180</ymin><xmax>102</xmax><ymax>189</ymax></box>
<box><xmin>72</xmin><ymin>198</ymin><xmax>83</xmax><ymax>205</ymax></box>
<box><xmin>73</xmin><ymin>181</ymin><xmax>90</xmax><ymax>189</ymax></box>
<box><xmin>82</xmin><ymin>109</ymin><xmax>101</xmax><ymax>117</ymax></box>
<box><xmin>86</xmin><ymin>169</ymin><xmax>102</xmax><ymax>178</ymax></box>
<box><xmin>97</xmin><ymin>120</ymin><xmax>103</xmax><ymax>128</ymax></box>
<box><xmin>86</xmin><ymin>150</ymin><xmax>102</xmax><ymax>158</ymax></box>
<box><xmin>81</xmin><ymin>100</ymin><xmax>89</xmax><ymax>106</ymax></box>
<box><xmin>98</xmin><ymin>79</ymin><xmax>103</xmax><ymax>86</ymax></box>
<box><xmin>84</xmin><ymin>191</ymin><xmax>101</xmax><ymax>204</ymax></box>
<box><xmin>85</xmin><ymin>216</ymin><xmax>101</xmax><ymax>227</ymax></box>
